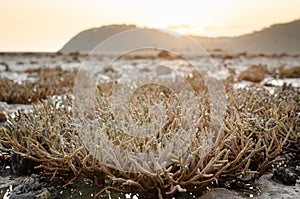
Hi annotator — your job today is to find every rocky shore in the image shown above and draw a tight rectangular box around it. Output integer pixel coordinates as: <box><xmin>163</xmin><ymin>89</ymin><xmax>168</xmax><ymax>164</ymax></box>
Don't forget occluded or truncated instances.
<box><xmin>0</xmin><ymin>52</ymin><xmax>299</xmax><ymax>198</ymax></box>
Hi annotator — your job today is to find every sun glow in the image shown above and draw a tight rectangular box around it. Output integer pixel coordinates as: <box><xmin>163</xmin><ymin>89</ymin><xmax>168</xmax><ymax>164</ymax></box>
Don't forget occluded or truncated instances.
<box><xmin>167</xmin><ymin>25</ymin><xmax>205</xmax><ymax>36</ymax></box>
<box><xmin>0</xmin><ymin>0</ymin><xmax>299</xmax><ymax>51</ymax></box>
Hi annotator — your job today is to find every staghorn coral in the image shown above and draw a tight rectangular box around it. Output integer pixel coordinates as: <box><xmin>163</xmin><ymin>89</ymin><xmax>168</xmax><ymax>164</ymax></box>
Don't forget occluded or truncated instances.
<box><xmin>0</xmin><ymin>67</ymin><xmax>76</xmax><ymax>104</ymax></box>
<box><xmin>0</xmin><ymin>83</ymin><xmax>299</xmax><ymax>198</ymax></box>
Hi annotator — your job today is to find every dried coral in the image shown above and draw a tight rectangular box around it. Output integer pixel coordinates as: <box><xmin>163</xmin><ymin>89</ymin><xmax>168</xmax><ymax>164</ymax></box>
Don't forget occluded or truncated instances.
<box><xmin>0</xmin><ymin>81</ymin><xmax>299</xmax><ymax>198</ymax></box>
<box><xmin>0</xmin><ymin>67</ymin><xmax>76</xmax><ymax>104</ymax></box>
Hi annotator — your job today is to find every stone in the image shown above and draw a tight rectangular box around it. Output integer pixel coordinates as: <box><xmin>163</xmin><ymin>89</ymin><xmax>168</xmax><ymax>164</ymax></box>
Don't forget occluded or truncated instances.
<box><xmin>10</xmin><ymin>154</ymin><xmax>39</xmax><ymax>175</ymax></box>
<box><xmin>157</xmin><ymin>50</ymin><xmax>173</xmax><ymax>59</ymax></box>
<box><xmin>238</xmin><ymin>65</ymin><xmax>267</xmax><ymax>83</ymax></box>
<box><xmin>255</xmin><ymin>174</ymin><xmax>300</xmax><ymax>199</ymax></box>
<box><xmin>8</xmin><ymin>174</ymin><xmax>53</xmax><ymax>199</ymax></box>
<box><xmin>197</xmin><ymin>174</ymin><xmax>300</xmax><ymax>199</ymax></box>
<box><xmin>272</xmin><ymin>167</ymin><xmax>299</xmax><ymax>185</ymax></box>
<box><xmin>199</xmin><ymin>188</ymin><xmax>240</xmax><ymax>199</ymax></box>
<box><xmin>278</xmin><ymin>66</ymin><xmax>300</xmax><ymax>78</ymax></box>
<box><xmin>36</xmin><ymin>189</ymin><xmax>51</xmax><ymax>199</ymax></box>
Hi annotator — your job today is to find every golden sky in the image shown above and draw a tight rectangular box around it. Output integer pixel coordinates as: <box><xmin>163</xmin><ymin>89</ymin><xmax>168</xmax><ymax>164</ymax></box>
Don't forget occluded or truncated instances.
<box><xmin>0</xmin><ymin>0</ymin><xmax>299</xmax><ymax>52</ymax></box>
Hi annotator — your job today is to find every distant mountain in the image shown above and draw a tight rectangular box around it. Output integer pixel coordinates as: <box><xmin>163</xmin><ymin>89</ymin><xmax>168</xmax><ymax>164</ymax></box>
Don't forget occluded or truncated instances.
<box><xmin>60</xmin><ymin>24</ymin><xmax>137</xmax><ymax>52</ymax></box>
<box><xmin>60</xmin><ymin>24</ymin><xmax>203</xmax><ymax>53</ymax></box>
<box><xmin>60</xmin><ymin>19</ymin><xmax>300</xmax><ymax>54</ymax></box>
<box><xmin>192</xmin><ymin>19</ymin><xmax>300</xmax><ymax>54</ymax></box>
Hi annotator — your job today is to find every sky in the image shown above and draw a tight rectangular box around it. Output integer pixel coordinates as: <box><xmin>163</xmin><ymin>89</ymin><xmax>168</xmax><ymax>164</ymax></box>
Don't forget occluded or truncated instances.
<box><xmin>0</xmin><ymin>0</ymin><xmax>299</xmax><ymax>52</ymax></box>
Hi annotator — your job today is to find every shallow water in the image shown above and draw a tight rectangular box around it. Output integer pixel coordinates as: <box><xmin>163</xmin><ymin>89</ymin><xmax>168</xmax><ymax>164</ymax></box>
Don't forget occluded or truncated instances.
<box><xmin>0</xmin><ymin>175</ymin><xmax>195</xmax><ymax>198</ymax></box>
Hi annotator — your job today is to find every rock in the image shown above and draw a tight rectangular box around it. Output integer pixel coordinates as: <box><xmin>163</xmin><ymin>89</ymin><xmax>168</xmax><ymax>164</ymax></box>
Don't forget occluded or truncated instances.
<box><xmin>238</xmin><ymin>65</ymin><xmax>267</xmax><ymax>82</ymax></box>
<box><xmin>255</xmin><ymin>174</ymin><xmax>300</xmax><ymax>199</ymax></box>
<box><xmin>278</xmin><ymin>66</ymin><xmax>300</xmax><ymax>78</ymax></box>
<box><xmin>199</xmin><ymin>188</ymin><xmax>240</xmax><ymax>199</ymax></box>
<box><xmin>0</xmin><ymin>176</ymin><xmax>22</xmax><ymax>189</ymax></box>
<box><xmin>8</xmin><ymin>174</ymin><xmax>53</xmax><ymax>199</ymax></box>
<box><xmin>0</xmin><ymin>62</ymin><xmax>10</xmax><ymax>71</ymax></box>
<box><xmin>35</xmin><ymin>189</ymin><xmax>51</xmax><ymax>199</ymax></box>
<box><xmin>272</xmin><ymin>167</ymin><xmax>299</xmax><ymax>185</ymax></box>
<box><xmin>197</xmin><ymin>173</ymin><xmax>300</xmax><ymax>199</ymax></box>
<box><xmin>157</xmin><ymin>50</ymin><xmax>173</xmax><ymax>59</ymax></box>
<box><xmin>10</xmin><ymin>154</ymin><xmax>39</xmax><ymax>175</ymax></box>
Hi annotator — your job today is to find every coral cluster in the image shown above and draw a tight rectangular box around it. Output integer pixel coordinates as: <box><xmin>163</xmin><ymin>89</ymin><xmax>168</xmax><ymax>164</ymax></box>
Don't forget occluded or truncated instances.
<box><xmin>0</xmin><ymin>67</ymin><xmax>76</xmax><ymax>104</ymax></box>
<box><xmin>0</xmin><ymin>80</ymin><xmax>299</xmax><ymax>198</ymax></box>
<box><xmin>238</xmin><ymin>65</ymin><xmax>300</xmax><ymax>83</ymax></box>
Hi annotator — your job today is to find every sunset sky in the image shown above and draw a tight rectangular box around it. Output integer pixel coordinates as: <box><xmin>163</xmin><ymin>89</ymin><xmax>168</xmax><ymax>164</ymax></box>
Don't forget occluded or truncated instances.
<box><xmin>1</xmin><ymin>0</ymin><xmax>299</xmax><ymax>52</ymax></box>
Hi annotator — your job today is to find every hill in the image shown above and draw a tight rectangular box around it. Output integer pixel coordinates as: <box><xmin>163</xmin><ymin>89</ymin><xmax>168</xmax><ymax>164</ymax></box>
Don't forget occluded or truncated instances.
<box><xmin>60</xmin><ymin>19</ymin><xmax>300</xmax><ymax>54</ymax></box>
<box><xmin>192</xmin><ymin>19</ymin><xmax>300</xmax><ymax>54</ymax></box>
